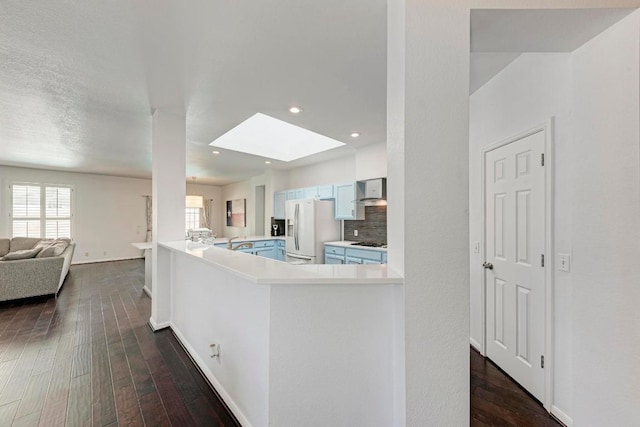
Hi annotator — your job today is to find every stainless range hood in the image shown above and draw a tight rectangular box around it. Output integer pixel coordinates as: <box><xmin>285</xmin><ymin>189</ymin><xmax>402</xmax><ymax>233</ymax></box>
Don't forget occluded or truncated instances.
<box><xmin>359</xmin><ymin>178</ymin><xmax>386</xmax><ymax>202</ymax></box>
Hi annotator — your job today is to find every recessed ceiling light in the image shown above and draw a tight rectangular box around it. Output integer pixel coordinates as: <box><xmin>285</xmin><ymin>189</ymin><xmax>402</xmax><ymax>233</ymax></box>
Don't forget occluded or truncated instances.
<box><xmin>289</xmin><ymin>106</ymin><xmax>303</xmax><ymax>114</ymax></box>
<box><xmin>209</xmin><ymin>113</ymin><xmax>345</xmax><ymax>162</ymax></box>
<box><xmin>265</xmin><ymin>161</ymin><xmax>271</xmax><ymax>164</ymax></box>
<box><xmin>212</xmin><ymin>150</ymin><xmax>220</xmax><ymax>154</ymax></box>
<box><xmin>350</xmin><ymin>132</ymin><xmax>360</xmax><ymax>138</ymax></box>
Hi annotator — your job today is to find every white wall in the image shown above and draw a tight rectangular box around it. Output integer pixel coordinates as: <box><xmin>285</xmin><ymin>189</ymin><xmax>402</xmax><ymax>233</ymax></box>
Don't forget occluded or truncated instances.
<box><xmin>469</xmin><ymin>53</ymin><xmax>574</xmax><ymax>415</ymax></box>
<box><xmin>389</xmin><ymin>0</ymin><xmax>470</xmax><ymax>425</ymax></box>
<box><xmin>570</xmin><ymin>11</ymin><xmax>640</xmax><ymax>426</ymax></box>
<box><xmin>287</xmin><ymin>154</ymin><xmax>356</xmax><ymax>188</ymax></box>
<box><xmin>356</xmin><ymin>142</ymin><xmax>388</xmax><ymax>181</ymax></box>
<box><xmin>0</xmin><ymin>166</ymin><xmax>150</xmax><ymax>264</ymax></box>
<box><xmin>221</xmin><ymin>175</ymin><xmax>266</xmax><ymax>238</ymax></box>
<box><xmin>469</xmin><ymin>11</ymin><xmax>640</xmax><ymax>424</ymax></box>
<box><xmin>0</xmin><ymin>165</ymin><xmax>225</xmax><ymax>264</ymax></box>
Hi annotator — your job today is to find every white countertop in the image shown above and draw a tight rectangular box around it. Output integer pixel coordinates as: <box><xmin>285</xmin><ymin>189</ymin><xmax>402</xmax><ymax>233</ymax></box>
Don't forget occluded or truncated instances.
<box><xmin>159</xmin><ymin>240</ymin><xmax>402</xmax><ymax>285</ymax></box>
<box><xmin>324</xmin><ymin>241</ymin><xmax>388</xmax><ymax>252</ymax></box>
<box><xmin>209</xmin><ymin>236</ymin><xmax>284</xmax><ymax>245</ymax></box>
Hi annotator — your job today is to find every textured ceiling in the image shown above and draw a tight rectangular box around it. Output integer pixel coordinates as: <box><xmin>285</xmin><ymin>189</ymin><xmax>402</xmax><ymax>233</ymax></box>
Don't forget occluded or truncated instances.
<box><xmin>0</xmin><ymin>4</ymin><xmax>635</xmax><ymax>185</ymax></box>
<box><xmin>0</xmin><ymin>0</ymin><xmax>387</xmax><ymax>185</ymax></box>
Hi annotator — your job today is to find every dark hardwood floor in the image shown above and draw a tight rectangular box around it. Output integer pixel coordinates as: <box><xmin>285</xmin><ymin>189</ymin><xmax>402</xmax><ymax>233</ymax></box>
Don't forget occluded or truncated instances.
<box><xmin>471</xmin><ymin>348</ymin><xmax>562</xmax><ymax>427</ymax></box>
<box><xmin>1</xmin><ymin>258</ymin><xmax>565</xmax><ymax>426</ymax></box>
<box><xmin>0</xmin><ymin>259</ymin><xmax>238</xmax><ymax>427</ymax></box>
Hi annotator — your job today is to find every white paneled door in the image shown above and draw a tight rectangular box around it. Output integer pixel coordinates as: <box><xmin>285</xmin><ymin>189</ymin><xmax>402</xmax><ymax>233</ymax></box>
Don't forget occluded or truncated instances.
<box><xmin>484</xmin><ymin>130</ymin><xmax>546</xmax><ymax>402</ymax></box>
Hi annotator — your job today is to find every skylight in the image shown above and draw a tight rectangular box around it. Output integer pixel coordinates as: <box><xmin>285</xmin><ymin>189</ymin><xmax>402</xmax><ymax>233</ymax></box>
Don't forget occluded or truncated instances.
<box><xmin>209</xmin><ymin>113</ymin><xmax>345</xmax><ymax>162</ymax></box>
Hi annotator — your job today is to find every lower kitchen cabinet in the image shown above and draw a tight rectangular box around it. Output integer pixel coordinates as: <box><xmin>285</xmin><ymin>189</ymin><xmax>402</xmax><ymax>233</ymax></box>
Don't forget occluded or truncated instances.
<box><xmin>276</xmin><ymin>240</ymin><xmax>286</xmax><ymax>261</ymax></box>
<box><xmin>324</xmin><ymin>245</ymin><xmax>387</xmax><ymax>265</ymax></box>
<box><xmin>324</xmin><ymin>245</ymin><xmax>345</xmax><ymax>264</ymax></box>
<box><xmin>254</xmin><ymin>240</ymin><xmax>275</xmax><ymax>259</ymax></box>
<box><xmin>325</xmin><ymin>254</ymin><xmax>345</xmax><ymax>264</ymax></box>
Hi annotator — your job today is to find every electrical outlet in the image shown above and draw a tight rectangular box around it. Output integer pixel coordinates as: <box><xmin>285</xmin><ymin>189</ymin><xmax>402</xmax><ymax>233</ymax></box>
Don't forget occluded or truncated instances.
<box><xmin>103</xmin><ymin>251</ymin><xmax>107</xmax><ymax>256</ymax></box>
<box><xmin>558</xmin><ymin>254</ymin><xmax>571</xmax><ymax>272</ymax></box>
<box><xmin>84</xmin><ymin>252</ymin><xmax>89</xmax><ymax>257</ymax></box>
<box><xmin>354</xmin><ymin>230</ymin><xmax>358</xmax><ymax>237</ymax></box>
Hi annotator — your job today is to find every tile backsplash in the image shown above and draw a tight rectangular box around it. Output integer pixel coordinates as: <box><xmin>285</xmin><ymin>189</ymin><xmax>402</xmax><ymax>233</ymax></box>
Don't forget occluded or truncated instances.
<box><xmin>343</xmin><ymin>205</ymin><xmax>387</xmax><ymax>244</ymax></box>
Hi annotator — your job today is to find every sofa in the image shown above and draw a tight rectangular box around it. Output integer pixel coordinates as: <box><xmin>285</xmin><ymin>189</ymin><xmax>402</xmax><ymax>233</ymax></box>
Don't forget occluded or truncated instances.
<box><xmin>0</xmin><ymin>237</ymin><xmax>76</xmax><ymax>302</ymax></box>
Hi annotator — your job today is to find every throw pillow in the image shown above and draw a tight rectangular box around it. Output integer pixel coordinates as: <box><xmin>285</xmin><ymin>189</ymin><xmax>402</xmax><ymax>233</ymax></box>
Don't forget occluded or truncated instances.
<box><xmin>0</xmin><ymin>239</ymin><xmax>9</xmax><ymax>257</ymax></box>
<box><xmin>34</xmin><ymin>239</ymin><xmax>54</xmax><ymax>251</ymax></box>
<box><xmin>10</xmin><ymin>237</ymin><xmax>42</xmax><ymax>252</ymax></box>
<box><xmin>36</xmin><ymin>241</ymin><xmax>69</xmax><ymax>258</ymax></box>
<box><xmin>2</xmin><ymin>247</ymin><xmax>42</xmax><ymax>261</ymax></box>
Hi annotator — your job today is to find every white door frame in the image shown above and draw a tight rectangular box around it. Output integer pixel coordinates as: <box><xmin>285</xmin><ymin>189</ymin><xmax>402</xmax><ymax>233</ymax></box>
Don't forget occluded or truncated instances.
<box><xmin>479</xmin><ymin>118</ymin><xmax>555</xmax><ymax>411</ymax></box>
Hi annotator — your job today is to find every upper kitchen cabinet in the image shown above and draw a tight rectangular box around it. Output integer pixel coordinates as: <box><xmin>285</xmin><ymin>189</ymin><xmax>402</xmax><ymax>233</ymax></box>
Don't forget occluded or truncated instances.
<box><xmin>317</xmin><ymin>185</ymin><xmax>334</xmax><ymax>200</ymax></box>
<box><xmin>286</xmin><ymin>189</ymin><xmax>305</xmax><ymax>200</ymax></box>
<box><xmin>303</xmin><ymin>186</ymin><xmax>318</xmax><ymax>199</ymax></box>
<box><xmin>273</xmin><ymin>191</ymin><xmax>286</xmax><ymax>219</ymax></box>
<box><xmin>334</xmin><ymin>182</ymin><xmax>365</xmax><ymax>220</ymax></box>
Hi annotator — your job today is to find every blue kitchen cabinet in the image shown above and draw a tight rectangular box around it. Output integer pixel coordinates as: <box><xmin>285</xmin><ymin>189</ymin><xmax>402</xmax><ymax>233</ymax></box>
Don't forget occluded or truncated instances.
<box><xmin>276</xmin><ymin>240</ymin><xmax>286</xmax><ymax>261</ymax></box>
<box><xmin>286</xmin><ymin>189</ymin><xmax>305</xmax><ymax>200</ymax></box>
<box><xmin>273</xmin><ymin>191</ymin><xmax>286</xmax><ymax>219</ymax></box>
<box><xmin>317</xmin><ymin>185</ymin><xmax>334</xmax><ymax>200</ymax></box>
<box><xmin>254</xmin><ymin>240</ymin><xmax>275</xmax><ymax>259</ymax></box>
<box><xmin>334</xmin><ymin>182</ymin><xmax>365</xmax><ymax>220</ymax></box>
<box><xmin>303</xmin><ymin>186</ymin><xmax>318</xmax><ymax>199</ymax></box>
<box><xmin>324</xmin><ymin>245</ymin><xmax>346</xmax><ymax>264</ymax></box>
<box><xmin>345</xmin><ymin>247</ymin><xmax>387</xmax><ymax>264</ymax></box>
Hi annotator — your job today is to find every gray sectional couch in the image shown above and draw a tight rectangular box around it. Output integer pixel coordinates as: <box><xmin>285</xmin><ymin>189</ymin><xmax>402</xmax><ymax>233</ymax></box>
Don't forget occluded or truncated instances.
<box><xmin>0</xmin><ymin>237</ymin><xmax>75</xmax><ymax>302</ymax></box>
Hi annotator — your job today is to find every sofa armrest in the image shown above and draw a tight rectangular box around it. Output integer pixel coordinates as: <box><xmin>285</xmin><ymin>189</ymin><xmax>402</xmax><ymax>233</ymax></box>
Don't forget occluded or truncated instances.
<box><xmin>0</xmin><ymin>256</ymin><xmax>64</xmax><ymax>301</ymax></box>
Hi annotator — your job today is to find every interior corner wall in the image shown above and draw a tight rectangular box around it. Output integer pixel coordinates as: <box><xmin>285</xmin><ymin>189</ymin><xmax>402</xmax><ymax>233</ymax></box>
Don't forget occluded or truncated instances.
<box><xmin>570</xmin><ymin>10</ymin><xmax>640</xmax><ymax>426</ymax></box>
<box><xmin>0</xmin><ymin>166</ymin><xmax>150</xmax><ymax>264</ymax></box>
<box><xmin>469</xmin><ymin>52</ymin><xmax>574</xmax><ymax>416</ymax></box>
<box><xmin>221</xmin><ymin>175</ymin><xmax>266</xmax><ymax>238</ymax></box>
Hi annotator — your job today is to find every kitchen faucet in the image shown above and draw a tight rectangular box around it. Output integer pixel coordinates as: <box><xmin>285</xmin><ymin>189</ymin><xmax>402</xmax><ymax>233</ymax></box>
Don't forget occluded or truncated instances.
<box><xmin>227</xmin><ymin>236</ymin><xmax>240</xmax><ymax>249</ymax></box>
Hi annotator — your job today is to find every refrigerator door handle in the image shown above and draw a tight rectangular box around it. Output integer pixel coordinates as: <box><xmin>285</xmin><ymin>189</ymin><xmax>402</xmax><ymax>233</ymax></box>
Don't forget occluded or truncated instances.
<box><xmin>295</xmin><ymin>203</ymin><xmax>299</xmax><ymax>251</ymax></box>
<box><xmin>286</xmin><ymin>252</ymin><xmax>312</xmax><ymax>261</ymax></box>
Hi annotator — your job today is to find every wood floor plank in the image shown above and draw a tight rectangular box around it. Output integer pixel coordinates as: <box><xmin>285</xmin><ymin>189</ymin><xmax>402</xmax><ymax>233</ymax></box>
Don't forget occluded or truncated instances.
<box><xmin>14</xmin><ymin>371</ymin><xmax>51</xmax><ymax>419</ymax></box>
<box><xmin>0</xmin><ymin>360</ymin><xmax>18</xmax><ymax>397</ymax></box>
<box><xmin>470</xmin><ymin>348</ymin><xmax>561</xmax><ymax>427</ymax></box>
<box><xmin>38</xmin><ymin>334</ymin><xmax>74</xmax><ymax>427</ymax></box>
<box><xmin>0</xmin><ymin>401</ymin><xmax>19</xmax><ymax>426</ymax></box>
<box><xmin>65</xmin><ymin>374</ymin><xmax>91</xmax><ymax>427</ymax></box>
<box><xmin>11</xmin><ymin>411</ymin><xmax>40</xmax><ymax>427</ymax></box>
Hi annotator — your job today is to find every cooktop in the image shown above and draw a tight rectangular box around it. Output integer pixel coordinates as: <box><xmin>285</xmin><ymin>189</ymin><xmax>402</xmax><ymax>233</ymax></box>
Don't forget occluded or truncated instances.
<box><xmin>350</xmin><ymin>241</ymin><xmax>387</xmax><ymax>248</ymax></box>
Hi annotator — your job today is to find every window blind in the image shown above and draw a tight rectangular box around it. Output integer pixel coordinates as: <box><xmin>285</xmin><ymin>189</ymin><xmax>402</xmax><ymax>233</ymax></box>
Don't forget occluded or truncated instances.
<box><xmin>11</xmin><ymin>183</ymin><xmax>72</xmax><ymax>239</ymax></box>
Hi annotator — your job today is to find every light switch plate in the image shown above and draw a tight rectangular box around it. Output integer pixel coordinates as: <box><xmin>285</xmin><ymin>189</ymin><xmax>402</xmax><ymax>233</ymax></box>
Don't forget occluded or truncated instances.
<box><xmin>558</xmin><ymin>253</ymin><xmax>571</xmax><ymax>272</ymax></box>
<box><xmin>472</xmin><ymin>241</ymin><xmax>480</xmax><ymax>254</ymax></box>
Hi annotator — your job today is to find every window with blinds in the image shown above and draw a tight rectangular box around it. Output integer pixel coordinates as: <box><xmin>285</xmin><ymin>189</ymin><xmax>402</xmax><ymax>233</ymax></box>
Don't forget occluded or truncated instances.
<box><xmin>11</xmin><ymin>183</ymin><xmax>73</xmax><ymax>239</ymax></box>
<box><xmin>185</xmin><ymin>207</ymin><xmax>200</xmax><ymax>233</ymax></box>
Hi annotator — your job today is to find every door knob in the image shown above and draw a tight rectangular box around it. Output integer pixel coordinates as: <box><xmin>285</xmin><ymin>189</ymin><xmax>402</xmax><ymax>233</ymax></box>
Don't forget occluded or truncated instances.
<box><xmin>483</xmin><ymin>262</ymin><xmax>493</xmax><ymax>270</ymax></box>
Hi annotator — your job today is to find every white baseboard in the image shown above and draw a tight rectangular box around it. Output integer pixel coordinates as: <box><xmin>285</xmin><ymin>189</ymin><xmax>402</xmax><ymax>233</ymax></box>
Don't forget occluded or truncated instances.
<box><xmin>470</xmin><ymin>337</ymin><xmax>483</xmax><ymax>353</ymax></box>
<box><xmin>148</xmin><ymin>317</ymin><xmax>170</xmax><ymax>331</ymax></box>
<box><xmin>142</xmin><ymin>286</ymin><xmax>152</xmax><ymax>298</ymax></box>
<box><xmin>551</xmin><ymin>405</ymin><xmax>573</xmax><ymax>426</ymax></box>
<box><xmin>72</xmin><ymin>256</ymin><xmax>144</xmax><ymax>265</ymax></box>
<box><xmin>171</xmin><ymin>323</ymin><xmax>252</xmax><ymax>427</ymax></box>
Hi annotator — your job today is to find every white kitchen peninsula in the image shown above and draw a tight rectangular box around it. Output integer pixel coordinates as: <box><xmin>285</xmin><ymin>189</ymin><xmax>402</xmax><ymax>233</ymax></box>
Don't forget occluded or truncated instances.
<box><xmin>153</xmin><ymin>241</ymin><xmax>404</xmax><ymax>427</ymax></box>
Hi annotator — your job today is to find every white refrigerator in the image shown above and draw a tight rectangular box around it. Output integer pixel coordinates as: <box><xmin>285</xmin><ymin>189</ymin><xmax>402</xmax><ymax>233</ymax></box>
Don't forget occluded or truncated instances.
<box><xmin>285</xmin><ymin>199</ymin><xmax>340</xmax><ymax>264</ymax></box>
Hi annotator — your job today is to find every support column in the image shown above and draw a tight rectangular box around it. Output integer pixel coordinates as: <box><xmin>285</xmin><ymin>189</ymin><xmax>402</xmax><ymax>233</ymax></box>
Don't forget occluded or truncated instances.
<box><xmin>150</xmin><ymin>109</ymin><xmax>186</xmax><ymax>330</ymax></box>
<box><xmin>387</xmin><ymin>0</ymin><xmax>470</xmax><ymax>424</ymax></box>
